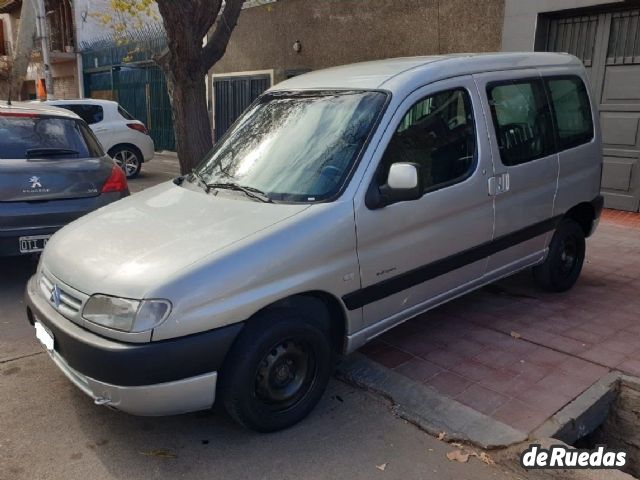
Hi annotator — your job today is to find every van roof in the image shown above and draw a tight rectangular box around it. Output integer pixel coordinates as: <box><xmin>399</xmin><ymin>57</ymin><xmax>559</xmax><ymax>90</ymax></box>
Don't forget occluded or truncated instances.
<box><xmin>0</xmin><ymin>100</ymin><xmax>79</xmax><ymax>119</ymax></box>
<box><xmin>270</xmin><ymin>52</ymin><xmax>583</xmax><ymax>93</ymax></box>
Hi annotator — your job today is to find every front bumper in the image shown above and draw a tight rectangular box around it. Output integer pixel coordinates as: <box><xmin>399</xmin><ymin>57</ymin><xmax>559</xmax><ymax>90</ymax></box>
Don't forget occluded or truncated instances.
<box><xmin>25</xmin><ymin>275</ymin><xmax>243</xmax><ymax>416</ymax></box>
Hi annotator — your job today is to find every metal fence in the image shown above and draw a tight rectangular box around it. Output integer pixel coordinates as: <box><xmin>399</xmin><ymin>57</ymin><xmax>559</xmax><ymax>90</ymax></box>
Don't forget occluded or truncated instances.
<box><xmin>81</xmin><ymin>25</ymin><xmax>175</xmax><ymax>151</ymax></box>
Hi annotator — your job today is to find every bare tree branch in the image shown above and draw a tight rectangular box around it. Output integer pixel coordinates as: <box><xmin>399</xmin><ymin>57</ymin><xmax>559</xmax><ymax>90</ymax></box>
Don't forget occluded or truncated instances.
<box><xmin>194</xmin><ymin>0</ymin><xmax>224</xmax><ymax>40</ymax></box>
<box><xmin>201</xmin><ymin>0</ymin><xmax>244</xmax><ymax>70</ymax></box>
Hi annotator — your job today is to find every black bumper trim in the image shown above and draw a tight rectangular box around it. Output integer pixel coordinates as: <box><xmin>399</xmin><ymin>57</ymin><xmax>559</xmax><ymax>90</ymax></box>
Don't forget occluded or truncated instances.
<box><xmin>25</xmin><ymin>277</ymin><xmax>243</xmax><ymax>386</ymax></box>
<box><xmin>591</xmin><ymin>195</ymin><xmax>604</xmax><ymax>219</ymax></box>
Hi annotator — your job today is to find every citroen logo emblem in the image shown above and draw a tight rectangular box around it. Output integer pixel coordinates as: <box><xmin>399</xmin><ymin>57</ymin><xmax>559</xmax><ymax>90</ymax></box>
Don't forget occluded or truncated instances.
<box><xmin>50</xmin><ymin>285</ymin><xmax>61</xmax><ymax>309</ymax></box>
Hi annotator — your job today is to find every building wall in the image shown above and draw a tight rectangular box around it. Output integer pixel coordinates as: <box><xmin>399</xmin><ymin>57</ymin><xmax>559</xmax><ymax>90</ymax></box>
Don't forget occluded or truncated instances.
<box><xmin>0</xmin><ymin>11</ymin><xmax>17</xmax><ymax>46</ymax></box>
<box><xmin>52</xmin><ymin>75</ymin><xmax>78</xmax><ymax>98</ymax></box>
<box><xmin>211</xmin><ymin>0</ymin><xmax>505</xmax><ymax>82</ymax></box>
<box><xmin>501</xmin><ymin>0</ymin><xmax>622</xmax><ymax>51</ymax></box>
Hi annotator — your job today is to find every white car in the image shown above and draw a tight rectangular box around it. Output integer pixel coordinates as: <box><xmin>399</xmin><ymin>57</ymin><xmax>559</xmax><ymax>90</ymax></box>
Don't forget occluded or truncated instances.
<box><xmin>44</xmin><ymin>99</ymin><xmax>155</xmax><ymax>178</ymax></box>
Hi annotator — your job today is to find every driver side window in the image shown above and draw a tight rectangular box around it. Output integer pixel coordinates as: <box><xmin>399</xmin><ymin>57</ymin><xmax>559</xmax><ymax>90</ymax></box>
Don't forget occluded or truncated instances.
<box><xmin>379</xmin><ymin>88</ymin><xmax>476</xmax><ymax>194</ymax></box>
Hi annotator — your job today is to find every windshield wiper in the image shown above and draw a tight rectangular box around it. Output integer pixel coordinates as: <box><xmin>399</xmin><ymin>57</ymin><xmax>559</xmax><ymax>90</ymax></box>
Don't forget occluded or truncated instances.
<box><xmin>189</xmin><ymin>171</ymin><xmax>211</xmax><ymax>193</ymax></box>
<box><xmin>26</xmin><ymin>148</ymin><xmax>79</xmax><ymax>158</ymax></box>
<box><xmin>208</xmin><ymin>182</ymin><xmax>273</xmax><ymax>203</ymax></box>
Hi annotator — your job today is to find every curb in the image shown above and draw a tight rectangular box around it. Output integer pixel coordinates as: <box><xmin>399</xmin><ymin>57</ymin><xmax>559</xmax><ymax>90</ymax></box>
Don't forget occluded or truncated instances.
<box><xmin>533</xmin><ymin>371</ymin><xmax>621</xmax><ymax>444</ymax></box>
<box><xmin>336</xmin><ymin>353</ymin><xmax>527</xmax><ymax>449</ymax></box>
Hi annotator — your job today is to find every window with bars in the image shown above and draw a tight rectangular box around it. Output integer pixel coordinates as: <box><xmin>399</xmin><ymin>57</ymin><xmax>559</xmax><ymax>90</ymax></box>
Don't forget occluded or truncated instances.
<box><xmin>607</xmin><ymin>9</ymin><xmax>640</xmax><ymax>65</ymax></box>
<box><xmin>546</xmin><ymin>15</ymin><xmax>599</xmax><ymax>67</ymax></box>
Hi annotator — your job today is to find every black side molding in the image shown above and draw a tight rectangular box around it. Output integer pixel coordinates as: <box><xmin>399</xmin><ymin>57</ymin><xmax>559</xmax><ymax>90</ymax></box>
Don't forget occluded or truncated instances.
<box><xmin>342</xmin><ymin>216</ymin><xmax>562</xmax><ymax>311</ymax></box>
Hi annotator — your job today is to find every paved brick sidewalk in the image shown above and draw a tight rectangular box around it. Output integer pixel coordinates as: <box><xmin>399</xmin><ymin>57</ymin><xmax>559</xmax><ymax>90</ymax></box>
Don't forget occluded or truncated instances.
<box><xmin>361</xmin><ymin>210</ymin><xmax>640</xmax><ymax>434</ymax></box>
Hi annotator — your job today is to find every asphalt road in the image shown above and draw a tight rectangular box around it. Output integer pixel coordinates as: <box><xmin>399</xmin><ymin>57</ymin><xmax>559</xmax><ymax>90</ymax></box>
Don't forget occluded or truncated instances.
<box><xmin>0</xmin><ymin>156</ymin><xmax>516</xmax><ymax>480</ymax></box>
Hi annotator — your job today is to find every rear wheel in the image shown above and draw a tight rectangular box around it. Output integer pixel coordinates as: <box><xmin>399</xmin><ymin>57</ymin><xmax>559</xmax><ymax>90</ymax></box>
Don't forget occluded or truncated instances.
<box><xmin>109</xmin><ymin>145</ymin><xmax>142</xmax><ymax>179</ymax></box>
<box><xmin>533</xmin><ymin>219</ymin><xmax>585</xmax><ymax>292</ymax></box>
<box><xmin>219</xmin><ymin>306</ymin><xmax>332</xmax><ymax>432</ymax></box>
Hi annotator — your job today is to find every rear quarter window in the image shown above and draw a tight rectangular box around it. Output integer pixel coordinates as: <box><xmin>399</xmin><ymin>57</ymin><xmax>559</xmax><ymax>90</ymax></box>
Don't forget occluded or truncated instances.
<box><xmin>545</xmin><ymin>76</ymin><xmax>594</xmax><ymax>150</ymax></box>
<box><xmin>0</xmin><ymin>115</ymin><xmax>105</xmax><ymax>159</ymax></box>
<box><xmin>117</xmin><ymin>105</ymin><xmax>135</xmax><ymax>120</ymax></box>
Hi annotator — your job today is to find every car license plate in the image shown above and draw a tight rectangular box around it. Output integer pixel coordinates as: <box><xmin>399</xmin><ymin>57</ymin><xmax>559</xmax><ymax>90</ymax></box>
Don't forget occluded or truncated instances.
<box><xmin>34</xmin><ymin>321</ymin><xmax>54</xmax><ymax>351</ymax></box>
<box><xmin>19</xmin><ymin>235</ymin><xmax>51</xmax><ymax>254</ymax></box>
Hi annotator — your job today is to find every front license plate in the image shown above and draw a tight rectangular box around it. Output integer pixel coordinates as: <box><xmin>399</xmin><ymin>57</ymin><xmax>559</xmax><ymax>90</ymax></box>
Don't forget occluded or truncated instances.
<box><xmin>34</xmin><ymin>321</ymin><xmax>54</xmax><ymax>351</ymax></box>
<box><xmin>19</xmin><ymin>235</ymin><xmax>51</xmax><ymax>254</ymax></box>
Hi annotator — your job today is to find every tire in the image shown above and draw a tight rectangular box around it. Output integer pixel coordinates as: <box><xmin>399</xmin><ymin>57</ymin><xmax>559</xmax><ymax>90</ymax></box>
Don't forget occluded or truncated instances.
<box><xmin>219</xmin><ymin>305</ymin><xmax>333</xmax><ymax>432</ymax></box>
<box><xmin>109</xmin><ymin>145</ymin><xmax>142</xmax><ymax>179</ymax></box>
<box><xmin>533</xmin><ymin>219</ymin><xmax>586</xmax><ymax>292</ymax></box>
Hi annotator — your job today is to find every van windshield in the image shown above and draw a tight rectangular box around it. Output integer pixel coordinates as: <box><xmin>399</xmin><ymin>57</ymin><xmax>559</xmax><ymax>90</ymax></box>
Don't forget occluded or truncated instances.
<box><xmin>195</xmin><ymin>90</ymin><xmax>387</xmax><ymax>202</ymax></box>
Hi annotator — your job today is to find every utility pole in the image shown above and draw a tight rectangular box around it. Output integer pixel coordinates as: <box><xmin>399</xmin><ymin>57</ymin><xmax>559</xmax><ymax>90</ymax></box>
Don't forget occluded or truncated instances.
<box><xmin>32</xmin><ymin>0</ymin><xmax>54</xmax><ymax>100</ymax></box>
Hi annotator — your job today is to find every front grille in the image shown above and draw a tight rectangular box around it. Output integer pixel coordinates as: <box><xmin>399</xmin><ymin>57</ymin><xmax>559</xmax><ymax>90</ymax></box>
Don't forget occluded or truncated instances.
<box><xmin>39</xmin><ymin>270</ymin><xmax>85</xmax><ymax>319</ymax></box>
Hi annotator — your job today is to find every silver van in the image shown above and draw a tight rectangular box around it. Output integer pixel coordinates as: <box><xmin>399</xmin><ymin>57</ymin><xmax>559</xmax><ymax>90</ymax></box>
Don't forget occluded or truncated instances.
<box><xmin>26</xmin><ymin>53</ymin><xmax>603</xmax><ymax>432</ymax></box>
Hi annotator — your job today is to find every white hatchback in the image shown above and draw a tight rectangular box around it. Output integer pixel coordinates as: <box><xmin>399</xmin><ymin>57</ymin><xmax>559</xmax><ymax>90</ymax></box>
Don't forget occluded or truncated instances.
<box><xmin>45</xmin><ymin>99</ymin><xmax>155</xmax><ymax>178</ymax></box>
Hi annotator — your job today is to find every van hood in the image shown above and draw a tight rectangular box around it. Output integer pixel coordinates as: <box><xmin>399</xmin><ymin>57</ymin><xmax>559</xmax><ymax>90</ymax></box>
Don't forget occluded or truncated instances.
<box><xmin>42</xmin><ymin>182</ymin><xmax>310</xmax><ymax>298</ymax></box>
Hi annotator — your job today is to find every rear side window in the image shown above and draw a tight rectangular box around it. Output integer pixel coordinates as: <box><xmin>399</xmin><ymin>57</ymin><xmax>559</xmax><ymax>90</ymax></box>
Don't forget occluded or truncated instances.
<box><xmin>487</xmin><ymin>79</ymin><xmax>555</xmax><ymax>166</ymax></box>
<box><xmin>0</xmin><ymin>115</ymin><xmax>105</xmax><ymax>159</ymax></box>
<box><xmin>545</xmin><ymin>76</ymin><xmax>594</xmax><ymax>150</ymax></box>
<box><xmin>58</xmin><ymin>104</ymin><xmax>104</xmax><ymax>125</ymax></box>
<box><xmin>118</xmin><ymin>105</ymin><xmax>135</xmax><ymax>120</ymax></box>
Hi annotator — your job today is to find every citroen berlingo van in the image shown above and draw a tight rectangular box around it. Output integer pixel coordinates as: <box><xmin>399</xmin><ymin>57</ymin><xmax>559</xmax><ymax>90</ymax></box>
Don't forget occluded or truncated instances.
<box><xmin>26</xmin><ymin>53</ymin><xmax>603</xmax><ymax>432</ymax></box>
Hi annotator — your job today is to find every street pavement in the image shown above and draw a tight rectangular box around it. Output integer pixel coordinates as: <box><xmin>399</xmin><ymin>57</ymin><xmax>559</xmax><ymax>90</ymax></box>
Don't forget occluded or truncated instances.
<box><xmin>0</xmin><ymin>155</ymin><xmax>515</xmax><ymax>480</ymax></box>
<box><xmin>128</xmin><ymin>151</ymin><xmax>181</xmax><ymax>193</ymax></box>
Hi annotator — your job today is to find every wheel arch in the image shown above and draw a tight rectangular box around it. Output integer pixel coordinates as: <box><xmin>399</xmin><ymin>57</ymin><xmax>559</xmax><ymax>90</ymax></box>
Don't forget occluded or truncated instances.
<box><xmin>563</xmin><ymin>202</ymin><xmax>596</xmax><ymax>237</ymax></box>
<box><xmin>256</xmin><ymin>291</ymin><xmax>348</xmax><ymax>356</ymax></box>
<box><xmin>108</xmin><ymin>143</ymin><xmax>144</xmax><ymax>163</ymax></box>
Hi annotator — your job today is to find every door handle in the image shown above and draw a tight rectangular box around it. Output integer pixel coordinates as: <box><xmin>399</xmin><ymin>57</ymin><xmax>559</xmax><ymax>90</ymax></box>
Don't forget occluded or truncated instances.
<box><xmin>488</xmin><ymin>173</ymin><xmax>510</xmax><ymax>196</ymax></box>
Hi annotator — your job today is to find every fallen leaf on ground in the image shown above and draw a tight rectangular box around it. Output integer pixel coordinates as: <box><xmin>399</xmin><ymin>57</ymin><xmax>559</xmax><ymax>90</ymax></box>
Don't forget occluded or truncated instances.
<box><xmin>450</xmin><ymin>442</ymin><xmax>464</xmax><ymax>448</ymax></box>
<box><xmin>446</xmin><ymin>450</ymin><xmax>470</xmax><ymax>463</ymax></box>
<box><xmin>474</xmin><ymin>451</ymin><xmax>495</xmax><ymax>465</ymax></box>
<box><xmin>138</xmin><ymin>449</ymin><xmax>177</xmax><ymax>459</ymax></box>
<box><xmin>510</xmin><ymin>331</ymin><xmax>522</xmax><ymax>339</ymax></box>
<box><xmin>376</xmin><ymin>463</ymin><xmax>387</xmax><ymax>471</ymax></box>
<box><xmin>437</xmin><ymin>432</ymin><xmax>446</xmax><ymax>440</ymax></box>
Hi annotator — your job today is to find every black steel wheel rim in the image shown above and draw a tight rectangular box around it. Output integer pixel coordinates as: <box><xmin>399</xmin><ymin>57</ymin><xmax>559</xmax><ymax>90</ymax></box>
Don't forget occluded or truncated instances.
<box><xmin>558</xmin><ymin>235</ymin><xmax>578</xmax><ymax>276</ymax></box>
<box><xmin>254</xmin><ymin>338</ymin><xmax>317</xmax><ymax>411</ymax></box>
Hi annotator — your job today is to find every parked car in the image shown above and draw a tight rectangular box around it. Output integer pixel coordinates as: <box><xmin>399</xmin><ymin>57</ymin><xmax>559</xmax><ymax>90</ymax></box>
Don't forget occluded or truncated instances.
<box><xmin>0</xmin><ymin>101</ymin><xmax>129</xmax><ymax>257</ymax></box>
<box><xmin>26</xmin><ymin>53</ymin><xmax>603</xmax><ymax>432</ymax></box>
<box><xmin>44</xmin><ymin>99</ymin><xmax>154</xmax><ymax>179</ymax></box>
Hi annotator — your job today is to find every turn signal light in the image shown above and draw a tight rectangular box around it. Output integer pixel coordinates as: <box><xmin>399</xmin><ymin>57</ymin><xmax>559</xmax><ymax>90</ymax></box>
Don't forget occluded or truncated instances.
<box><xmin>127</xmin><ymin>123</ymin><xmax>149</xmax><ymax>135</ymax></box>
<box><xmin>102</xmin><ymin>164</ymin><xmax>129</xmax><ymax>193</ymax></box>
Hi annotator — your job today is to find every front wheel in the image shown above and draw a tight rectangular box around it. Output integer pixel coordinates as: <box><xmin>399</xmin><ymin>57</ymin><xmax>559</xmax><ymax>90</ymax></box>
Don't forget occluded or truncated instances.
<box><xmin>533</xmin><ymin>219</ymin><xmax>586</xmax><ymax>292</ymax></box>
<box><xmin>219</xmin><ymin>308</ymin><xmax>332</xmax><ymax>432</ymax></box>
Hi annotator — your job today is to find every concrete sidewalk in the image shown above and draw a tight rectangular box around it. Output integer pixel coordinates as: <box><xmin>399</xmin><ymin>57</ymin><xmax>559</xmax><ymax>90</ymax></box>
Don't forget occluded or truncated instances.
<box><xmin>358</xmin><ymin>211</ymin><xmax>640</xmax><ymax>438</ymax></box>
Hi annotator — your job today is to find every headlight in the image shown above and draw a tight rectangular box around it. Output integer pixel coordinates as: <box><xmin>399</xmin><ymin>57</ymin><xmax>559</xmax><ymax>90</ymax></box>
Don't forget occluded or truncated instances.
<box><xmin>82</xmin><ymin>295</ymin><xmax>171</xmax><ymax>332</ymax></box>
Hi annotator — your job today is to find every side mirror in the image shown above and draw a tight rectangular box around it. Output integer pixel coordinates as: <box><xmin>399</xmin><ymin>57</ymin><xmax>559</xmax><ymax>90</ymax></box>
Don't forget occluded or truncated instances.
<box><xmin>366</xmin><ymin>162</ymin><xmax>422</xmax><ymax>209</ymax></box>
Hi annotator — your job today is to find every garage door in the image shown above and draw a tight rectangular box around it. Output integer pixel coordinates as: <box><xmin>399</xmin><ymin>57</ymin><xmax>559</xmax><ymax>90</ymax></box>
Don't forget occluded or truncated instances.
<box><xmin>545</xmin><ymin>8</ymin><xmax>640</xmax><ymax>212</ymax></box>
<box><xmin>213</xmin><ymin>74</ymin><xmax>271</xmax><ymax>142</ymax></box>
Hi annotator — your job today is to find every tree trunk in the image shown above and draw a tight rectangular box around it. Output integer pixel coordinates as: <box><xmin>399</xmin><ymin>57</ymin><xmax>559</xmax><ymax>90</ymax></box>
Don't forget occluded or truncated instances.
<box><xmin>155</xmin><ymin>0</ymin><xmax>244</xmax><ymax>174</ymax></box>
<box><xmin>163</xmin><ymin>67</ymin><xmax>212</xmax><ymax>174</ymax></box>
